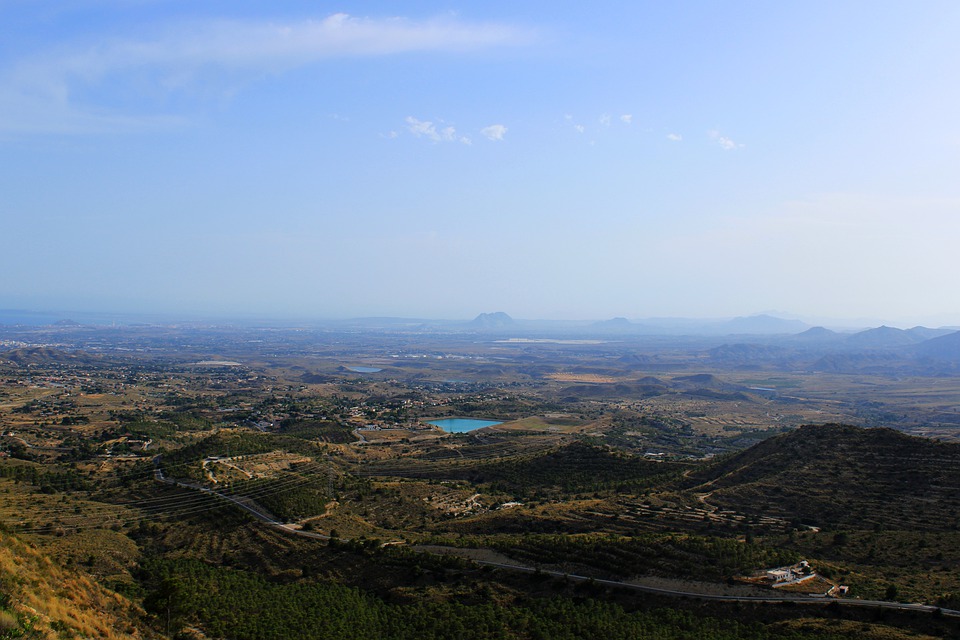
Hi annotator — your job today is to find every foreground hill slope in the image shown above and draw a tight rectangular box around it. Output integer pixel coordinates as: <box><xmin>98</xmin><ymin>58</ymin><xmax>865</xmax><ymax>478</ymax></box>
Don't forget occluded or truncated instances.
<box><xmin>0</xmin><ymin>531</ymin><xmax>154</xmax><ymax>639</ymax></box>
<box><xmin>685</xmin><ymin>424</ymin><xmax>960</xmax><ymax>531</ymax></box>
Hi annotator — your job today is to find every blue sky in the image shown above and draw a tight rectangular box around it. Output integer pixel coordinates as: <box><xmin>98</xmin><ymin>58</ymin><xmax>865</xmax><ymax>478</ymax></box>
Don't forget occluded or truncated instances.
<box><xmin>2</xmin><ymin>1</ymin><xmax>959</xmax><ymax>325</ymax></box>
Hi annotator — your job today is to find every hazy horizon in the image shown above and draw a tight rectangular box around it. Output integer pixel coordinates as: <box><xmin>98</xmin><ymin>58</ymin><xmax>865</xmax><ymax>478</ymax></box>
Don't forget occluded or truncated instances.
<box><xmin>3</xmin><ymin>2</ymin><xmax>959</xmax><ymax>326</ymax></box>
<box><xmin>2</xmin><ymin>304</ymin><xmax>958</xmax><ymax>332</ymax></box>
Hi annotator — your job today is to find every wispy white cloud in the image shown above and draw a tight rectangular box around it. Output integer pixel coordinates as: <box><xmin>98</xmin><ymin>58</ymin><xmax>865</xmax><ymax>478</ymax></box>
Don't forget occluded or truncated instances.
<box><xmin>481</xmin><ymin>124</ymin><xmax>507</xmax><ymax>141</ymax></box>
<box><xmin>599</xmin><ymin>113</ymin><xmax>611</xmax><ymax>126</ymax></box>
<box><xmin>666</xmin><ymin>133</ymin><xmax>682</xmax><ymax>141</ymax></box>
<box><xmin>406</xmin><ymin>116</ymin><xmax>443</xmax><ymax>141</ymax></box>
<box><xmin>0</xmin><ymin>13</ymin><xmax>534</xmax><ymax>135</ymax></box>
<box><xmin>405</xmin><ymin>116</ymin><xmax>471</xmax><ymax>145</ymax></box>
<box><xmin>42</xmin><ymin>13</ymin><xmax>531</xmax><ymax>75</ymax></box>
<box><xmin>563</xmin><ymin>114</ymin><xmax>587</xmax><ymax>135</ymax></box>
<box><xmin>717</xmin><ymin>137</ymin><xmax>739</xmax><ymax>150</ymax></box>
<box><xmin>709</xmin><ymin>130</ymin><xmax>744</xmax><ymax>150</ymax></box>
<box><xmin>620</xmin><ymin>114</ymin><xmax>632</xmax><ymax>125</ymax></box>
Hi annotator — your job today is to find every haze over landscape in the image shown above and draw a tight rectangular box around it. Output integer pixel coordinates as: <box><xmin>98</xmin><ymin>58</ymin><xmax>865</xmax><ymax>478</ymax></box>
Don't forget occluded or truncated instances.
<box><xmin>2</xmin><ymin>2</ymin><xmax>959</xmax><ymax>326</ymax></box>
<box><xmin>9</xmin><ymin>6</ymin><xmax>960</xmax><ymax>638</ymax></box>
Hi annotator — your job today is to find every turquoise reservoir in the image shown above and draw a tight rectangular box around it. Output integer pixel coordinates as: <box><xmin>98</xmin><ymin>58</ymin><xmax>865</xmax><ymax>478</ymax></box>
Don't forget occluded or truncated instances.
<box><xmin>427</xmin><ymin>418</ymin><xmax>503</xmax><ymax>433</ymax></box>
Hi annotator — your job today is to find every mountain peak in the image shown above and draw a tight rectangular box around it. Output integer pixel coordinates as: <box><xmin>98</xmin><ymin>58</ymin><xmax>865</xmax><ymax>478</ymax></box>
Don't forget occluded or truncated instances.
<box><xmin>470</xmin><ymin>312</ymin><xmax>514</xmax><ymax>328</ymax></box>
<box><xmin>846</xmin><ymin>325</ymin><xmax>921</xmax><ymax>348</ymax></box>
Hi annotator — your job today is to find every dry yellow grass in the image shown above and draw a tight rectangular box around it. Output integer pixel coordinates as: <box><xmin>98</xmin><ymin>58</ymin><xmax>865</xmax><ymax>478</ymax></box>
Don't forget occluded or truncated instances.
<box><xmin>0</xmin><ymin>531</ymin><xmax>155</xmax><ymax>639</ymax></box>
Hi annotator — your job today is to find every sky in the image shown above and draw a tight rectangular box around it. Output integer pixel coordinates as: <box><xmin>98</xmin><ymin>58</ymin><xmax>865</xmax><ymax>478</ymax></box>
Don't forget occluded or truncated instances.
<box><xmin>2</xmin><ymin>1</ymin><xmax>960</xmax><ymax>326</ymax></box>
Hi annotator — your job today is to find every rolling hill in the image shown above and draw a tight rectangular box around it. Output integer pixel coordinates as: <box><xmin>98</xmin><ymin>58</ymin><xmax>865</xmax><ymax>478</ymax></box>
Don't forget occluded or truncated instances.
<box><xmin>845</xmin><ymin>326</ymin><xmax>922</xmax><ymax>349</ymax></box>
<box><xmin>684</xmin><ymin>424</ymin><xmax>960</xmax><ymax>531</ymax></box>
<box><xmin>0</xmin><ymin>531</ymin><xmax>153</xmax><ymax>639</ymax></box>
<box><xmin>0</xmin><ymin>346</ymin><xmax>102</xmax><ymax>367</ymax></box>
<box><xmin>913</xmin><ymin>330</ymin><xmax>960</xmax><ymax>363</ymax></box>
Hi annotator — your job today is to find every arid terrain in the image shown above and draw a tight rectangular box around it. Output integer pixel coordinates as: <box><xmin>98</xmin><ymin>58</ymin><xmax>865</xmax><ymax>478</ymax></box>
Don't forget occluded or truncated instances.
<box><xmin>3</xmin><ymin>318</ymin><xmax>960</xmax><ymax>638</ymax></box>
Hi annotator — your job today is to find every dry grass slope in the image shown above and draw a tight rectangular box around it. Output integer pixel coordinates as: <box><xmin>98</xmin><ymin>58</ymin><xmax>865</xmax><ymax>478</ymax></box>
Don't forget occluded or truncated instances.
<box><xmin>0</xmin><ymin>531</ymin><xmax>155</xmax><ymax>639</ymax></box>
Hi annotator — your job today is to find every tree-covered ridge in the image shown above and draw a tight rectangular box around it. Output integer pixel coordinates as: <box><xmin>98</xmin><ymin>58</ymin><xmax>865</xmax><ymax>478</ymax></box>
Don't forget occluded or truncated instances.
<box><xmin>241</xmin><ymin>471</ymin><xmax>330</xmax><ymax>521</ymax></box>
<box><xmin>484</xmin><ymin>533</ymin><xmax>799</xmax><ymax>581</ymax></box>
<box><xmin>368</xmin><ymin>441</ymin><xmax>685</xmax><ymax>498</ymax></box>
<box><xmin>0</xmin><ymin>461</ymin><xmax>90</xmax><ymax>494</ymax></box>
<box><xmin>684</xmin><ymin>424</ymin><xmax>960</xmax><ymax>531</ymax></box>
<box><xmin>143</xmin><ymin>558</ymin><xmax>858</xmax><ymax>640</ymax></box>
<box><xmin>278</xmin><ymin>419</ymin><xmax>357</xmax><ymax>444</ymax></box>
<box><xmin>160</xmin><ymin>430</ymin><xmax>318</xmax><ymax>467</ymax></box>
<box><xmin>478</xmin><ymin>441</ymin><xmax>687</xmax><ymax>496</ymax></box>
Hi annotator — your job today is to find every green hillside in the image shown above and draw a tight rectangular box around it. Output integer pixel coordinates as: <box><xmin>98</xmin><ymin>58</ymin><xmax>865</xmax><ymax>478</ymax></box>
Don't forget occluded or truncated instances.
<box><xmin>686</xmin><ymin>424</ymin><xmax>960</xmax><ymax>531</ymax></box>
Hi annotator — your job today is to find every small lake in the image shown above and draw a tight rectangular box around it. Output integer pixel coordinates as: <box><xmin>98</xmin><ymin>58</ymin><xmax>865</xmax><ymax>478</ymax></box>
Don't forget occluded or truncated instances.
<box><xmin>346</xmin><ymin>366</ymin><xmax>383</xmax><ymax>373</ymax></box>
<box><xmin>427</xmin><ymin>418</ymin><xmax>503</xmax><ymax>433</ymax></box>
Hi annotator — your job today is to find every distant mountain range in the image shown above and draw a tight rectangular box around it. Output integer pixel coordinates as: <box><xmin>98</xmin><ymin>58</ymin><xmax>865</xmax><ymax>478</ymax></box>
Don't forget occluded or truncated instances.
<box><xmin>2</xmin><ymin>307</ymin><xmax>958</xmax><ymax>348</ymax></box>
<box><xmin>701</xmin><ymin>323</ymin><xmax>960</xmax><ymax>374</ymax></box>
<box><xmin>583</xmin><ymin>314</ymin><xmax>811</xmax><ymax>336</ymax></box>
<box><xmin>846</xmin><ymin>325</ymin><xmax>927</xmax><ymax>348</ymax></box>
<box><xmin>914</xmin><ymin>330</ymin><xmax>960</xmax><ymax>361</ymax></box>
